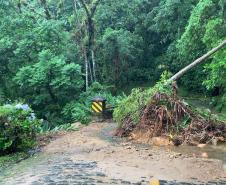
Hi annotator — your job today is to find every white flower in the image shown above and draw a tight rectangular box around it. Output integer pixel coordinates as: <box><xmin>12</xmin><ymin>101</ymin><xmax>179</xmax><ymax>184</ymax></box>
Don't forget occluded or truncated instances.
<box><xmin>28</xmin><ymin>113</ymin><xmax>36</xmax><ymax>121</ymax></box>
<box><xmin>15</xmin><ymin>104</ymin><xmax>30</xmax><ymax>111</ymax></box>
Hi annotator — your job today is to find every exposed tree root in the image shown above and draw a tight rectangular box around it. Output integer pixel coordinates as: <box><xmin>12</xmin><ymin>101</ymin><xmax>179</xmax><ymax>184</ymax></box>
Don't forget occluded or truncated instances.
<box><xmin>116</xmin><ymin>92</ymin><xmax>226</xmax><ymax>146</ymax></box>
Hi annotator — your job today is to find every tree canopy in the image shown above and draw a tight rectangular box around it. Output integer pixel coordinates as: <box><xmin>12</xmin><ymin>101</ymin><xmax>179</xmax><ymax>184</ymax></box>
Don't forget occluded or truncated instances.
<box><xmin>0</xmin><ymin>0</ymin><xmax>225</xmax><ymax>125</ymax></box>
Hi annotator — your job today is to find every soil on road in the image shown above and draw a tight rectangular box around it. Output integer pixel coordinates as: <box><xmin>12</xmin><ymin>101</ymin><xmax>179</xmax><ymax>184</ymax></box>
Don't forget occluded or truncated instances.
<box><xmin>0</xmin><ymin>121</ymin><xmax>226</xmax><ymax>185</ymax></box>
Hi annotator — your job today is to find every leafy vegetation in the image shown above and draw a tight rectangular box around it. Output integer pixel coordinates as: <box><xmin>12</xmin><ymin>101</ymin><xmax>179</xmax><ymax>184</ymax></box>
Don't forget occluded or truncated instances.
<box><xmin>0</xmin><ymin>0</ymin><xmax>225</xmax><ymax>152</ymax></box>
<box><xmin>63</xmin><ymin>82</ymin><xmax>124</xmax><ymax>124</ymax></box>
<box><xmin>0</xmin><ymin>104</ymin><xmax>40</xmax><ymax>154</ymax></box>
<box><xmin>113</xmin><ymin>73</ymin><xmax>172</xmax><ymax>126</ymax></box>
<box><xmin>114</xmin><ymin>79</ymin><xmax>225</xmax><ymax>145</ymax></box>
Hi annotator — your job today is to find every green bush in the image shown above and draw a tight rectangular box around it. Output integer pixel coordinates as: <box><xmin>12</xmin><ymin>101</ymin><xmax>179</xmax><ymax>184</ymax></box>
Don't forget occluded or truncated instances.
<box><xmin>62</xmin><ymin>82</ymin><xmax>124</xmax><ymax>124</ymax></box>
<box><xmin>113</xmin><ymin>73</ymin><xmax>172</xmax><ymax>126</ymax></box>
<box><xmin>62</xmin><ymin>102</ymin><xmax>92</xmax><ymax>124</ymax></box>
<box><xmin>0</xmin><ymin>104</ymin><xmax>40</xmax><ymax>154</ymax></box>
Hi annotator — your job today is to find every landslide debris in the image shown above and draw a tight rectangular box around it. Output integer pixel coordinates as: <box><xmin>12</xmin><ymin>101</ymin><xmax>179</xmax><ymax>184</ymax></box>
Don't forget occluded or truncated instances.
<box><xmin>114</xmin><ymin>80</ymin><xmax>226</xmax><ymax>146</ymax></box>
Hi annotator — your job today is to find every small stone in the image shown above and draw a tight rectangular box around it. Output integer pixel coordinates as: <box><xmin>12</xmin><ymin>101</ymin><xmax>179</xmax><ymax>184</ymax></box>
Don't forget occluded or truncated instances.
<box><xmin>121</xmin><ymin>180</ymin><xmax>131</xmax><ymax>184</ymax></box>
<box><xmin>201</xmin><ymin>152</ymin><xmax>208</xmax><ymax>158</ymax></box>
<box><xmin>96</xmin><ymin>172</ymin><xmax>106</xmax><ymax>177</ymax></box>
<box><xmin>122</xmin><ymin>142</ymin><xmax>129</xmax><ymax>146</ymax></box>
<box><xmin>132</xmin><ymin>183</ymin><xmax>141</xmax><ymax>185</ymax></box>
<box><xmin>96</xmin><ymin>180</ymin><xmax>104</xmax><ymax>183</ymax></box>
<box><xmin>197</xmin><ymin>144</ymin><xmax>206</xmax><ymax>148</ymax></box>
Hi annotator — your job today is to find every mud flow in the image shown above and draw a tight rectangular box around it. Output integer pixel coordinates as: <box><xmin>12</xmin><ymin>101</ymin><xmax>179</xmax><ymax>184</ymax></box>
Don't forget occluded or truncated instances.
<box><xmin>0</xmin><ymin>122</ymin><xmax>226</xmax><ymax>185</ymax></box>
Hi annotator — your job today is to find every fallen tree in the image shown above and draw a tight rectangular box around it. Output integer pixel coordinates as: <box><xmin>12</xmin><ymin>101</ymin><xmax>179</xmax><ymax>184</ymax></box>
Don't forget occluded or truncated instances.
<box><xmin>168</xmin><ymin>40</ymin><xmax>226</xmax><ymax>83</ymax></box>
<box><xmin>113</xmin><ymin>41</ymin><xmax>226</xmax><ymax>146</ymax></box>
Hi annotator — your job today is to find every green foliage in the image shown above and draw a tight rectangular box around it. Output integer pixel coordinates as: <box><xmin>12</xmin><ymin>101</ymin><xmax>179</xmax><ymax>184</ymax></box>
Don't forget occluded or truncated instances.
<box><xmin>176</xmin><ymin>0</ymin><xmax>225</xmax><ymax>92</ymax></box>
<box><xmin>202</xmin><ymin>18</ymin><xmax>226</xmax><ymax>109</ymax></box>
<box><xmin>98</xmin><ymin>28</ymin><xmax>144</xmax><ymax>87</ymax></box>
<box><xmin>0</xmin><ymin>104</ymin><xmax>40</xmax><ymax>154</ymax></box>
<box><xmin>62</xmin><ymin>102</ymin><xmax>91</xmax><ymax>124</ymax></box>
<box><xmin>0</xmin><ymin>1</ymin><xmax>81</xmax><ymax>126</ymax></box>
<box><xmin>0</xmin><ymin>0</ymin><xmax>225</xmax><ymax>131</ymax></box>
<box><xmin>113</xmin><ymin>73</ymin><xmax>172</xmax><ymax>126</ymax></box>
<box><xmin>51</xmin><ymin>123</ymin><xmax>79</xmax><ymax>132</ymax></box>
<box><xmin>14</xmin><ymin>50</ymin><xmax>84</xmax><ymax>125</ymax></box>
<box><xmin>63</xmin><ymin>82</ymin><xmax>124</xmax><ymax>124</ymax></box>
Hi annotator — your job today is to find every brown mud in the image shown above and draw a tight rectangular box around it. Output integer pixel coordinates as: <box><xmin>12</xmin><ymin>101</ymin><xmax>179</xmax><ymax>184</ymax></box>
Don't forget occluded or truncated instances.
<box><xmin>0</xmin><ymin>121</ymin><xmax>226</xmax><ymax>184</ymax></box>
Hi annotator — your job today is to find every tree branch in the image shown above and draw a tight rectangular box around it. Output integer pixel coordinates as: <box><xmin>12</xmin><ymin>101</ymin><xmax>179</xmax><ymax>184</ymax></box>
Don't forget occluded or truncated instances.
<box><xmin>39</xmin><ymin>0</ymin><xmax>52</xmax><ymax>19</ymax></box>
<box><xmin>90</xmin><ymin>0</ymin><xmax>102</xmax><ymax>17</ymax></box>
<box><xmin>78</xmin><ymin>0</ymin><xmax>90</xmax><ymax>17</ymax></box>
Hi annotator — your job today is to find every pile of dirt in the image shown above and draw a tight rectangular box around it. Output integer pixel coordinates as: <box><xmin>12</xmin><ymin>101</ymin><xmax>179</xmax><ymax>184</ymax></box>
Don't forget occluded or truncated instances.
<box><xmin>115</xmin><ymin>92</ymin><xmax>226</xmax><ymax>146</ymax></box>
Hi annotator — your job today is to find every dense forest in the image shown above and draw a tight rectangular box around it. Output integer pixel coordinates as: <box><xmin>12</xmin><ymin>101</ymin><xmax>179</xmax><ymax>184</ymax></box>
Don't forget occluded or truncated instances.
<box><xmin>0</xmin><ymin>0</ymin><xmax>225</xmax><ymax>129</ymax></box>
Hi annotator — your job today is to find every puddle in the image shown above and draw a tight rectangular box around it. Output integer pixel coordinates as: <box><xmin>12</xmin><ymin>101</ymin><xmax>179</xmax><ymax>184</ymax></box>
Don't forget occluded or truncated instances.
<box><xmin>98</xmin><ymin>122</ymin><xmax>226</xmax><ymax>172</ymax></box>
<box><xmin>170</xmin><ymin>144</ymin><xmax>226</xmax><ymax>171</ymax></box>
<box><xmin>98</xmin><ymin>121</ymin><xmax>127</xmax><ymax>145</ymax></box>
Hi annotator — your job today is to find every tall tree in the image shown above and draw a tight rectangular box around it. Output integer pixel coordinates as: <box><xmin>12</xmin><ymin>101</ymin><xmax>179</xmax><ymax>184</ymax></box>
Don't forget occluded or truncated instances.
<box><xmin>78</xmin><ymin>0</ymin><xmax>101</xmax><ymax>84</ymax></box>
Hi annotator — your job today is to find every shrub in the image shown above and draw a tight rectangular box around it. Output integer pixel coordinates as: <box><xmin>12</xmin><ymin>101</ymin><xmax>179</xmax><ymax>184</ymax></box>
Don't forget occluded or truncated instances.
<box><xmin>0</xmin><ymin>104</ymin><xmax>40</xmax><ymax>154</ymax></box>
<box><xmin>113</xmin><ymin>73</ymin><xmax>172</xmax><ymax>126</ymax></box>
<box><xmin>62</xmin><ymin>102</ymin><xmax>92</xmax><ymax>124</ymax></box>
<box><xmin>62</xmin><ymin>82</ymin><xmax>124</xmax><ymax>124</ymax></box>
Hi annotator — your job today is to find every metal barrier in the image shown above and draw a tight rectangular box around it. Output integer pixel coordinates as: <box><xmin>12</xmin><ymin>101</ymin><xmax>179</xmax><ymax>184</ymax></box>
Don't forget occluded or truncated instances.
<box><xmin>91</xmin><ymin>96</ymin><xmax>114</xmax><ymax>119</ymax></box>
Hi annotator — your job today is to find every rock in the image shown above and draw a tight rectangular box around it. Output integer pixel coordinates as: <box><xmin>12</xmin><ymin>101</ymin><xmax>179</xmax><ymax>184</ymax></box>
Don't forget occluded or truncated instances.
<box><xmin>71</xmin><ymin>122</ymin><xmax>83</xmax><ymax>129</ymax></box>
<box><xmin>212</xmin><ymin>137</ymin><xmax>225</xmax><ymax>145</ymax></box>
<box><xmin>201</xmin><ymin>152</ymin><xmax>208</xmax><ymax>158</ymax></box>
<box><xmin>197</xmin><ymin>144</ymin><xmax>206</xmax><ymax>148</ymax></box>
<box><xmin>212</xmin><ymin>137</ymin><xmax>218</xmax><ymax>146</ymax></box>
<box><xmin>122</xmin><ymin>142</ymin><xmax>130</xmax><ymax>146</ymax></box>
<box><xmin>126</xmin><ymin>146</ymin><xmax>132</xmax><ymax>149</ymax></box>
<box><xmin>176</xmin><ymin>153</ymin><xmax>182</xmax><ymax>157</ymax></box>
<box><xmin>151</xmin><ymin>137</ymin><xmax>171</xmax><ymax>146</ymax></box>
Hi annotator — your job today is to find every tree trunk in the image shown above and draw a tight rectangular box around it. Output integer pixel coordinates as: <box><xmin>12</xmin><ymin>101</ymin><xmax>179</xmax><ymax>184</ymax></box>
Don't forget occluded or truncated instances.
<box><xmin>114</xmin><ymin>48</ymin><xmax>120</xmax><ymax>87</ymax></box>
<box><xmin>87</xmin><ymin>17</ymin><xmax>95</xmax><ymax>81</ymax></box>
<box><xmin>78</xmin><ymin>0</ymin><xmax>101</xmax><ymax>84</ymax></box>
<box><xmin>88</xmin><ymin>59</ymin><xmax>94</xmax><ymax>83</ymax></box>
<box><xmin>168</xmin><ymin>40</ymin><xmax>226</xmax><ymax>83</ymax></box>
<box><xmin>84</xmin><ymin>48</ymin><xmax>89</xmax><ymax>91</ymax></box>
<box><xmin>91</xmin><ymin>50</ymin><xmax>96</xmax><ymax>81</ymax></box>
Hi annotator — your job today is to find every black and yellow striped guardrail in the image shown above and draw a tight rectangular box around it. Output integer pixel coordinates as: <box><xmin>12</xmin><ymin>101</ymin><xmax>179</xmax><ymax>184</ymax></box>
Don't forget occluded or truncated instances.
<box><xmin>91</xmin><ymin>96</ymin><xmax>115</xmax><ymax>119</ymax></box>
<box><xmin>92</xmin><ymin>101</ymin><xmax>104</xmax><ymax>113</ymax></box>
<box><xmin>91</xmin><ymin>96</ymin><xmax>106</xmax><ymax>114</ymax></box>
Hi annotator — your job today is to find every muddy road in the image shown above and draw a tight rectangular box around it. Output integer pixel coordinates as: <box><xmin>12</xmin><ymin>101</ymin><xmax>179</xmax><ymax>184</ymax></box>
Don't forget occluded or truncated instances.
<box><xmin>0</xmin><ymin>121</ymin><xmax>226</xmax><ymax>185</ymax></box>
